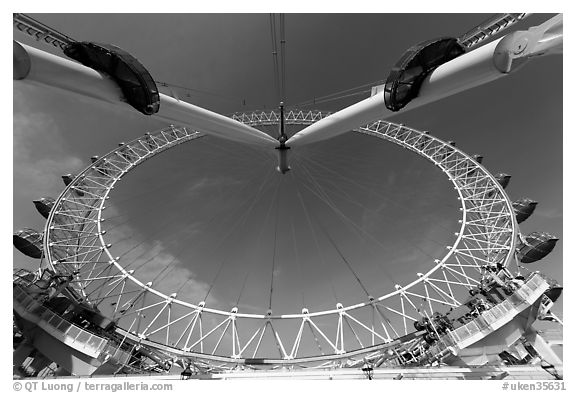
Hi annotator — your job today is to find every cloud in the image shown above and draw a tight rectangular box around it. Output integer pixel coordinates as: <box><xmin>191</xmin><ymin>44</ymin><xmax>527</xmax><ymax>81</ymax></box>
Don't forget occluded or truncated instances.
<box><xmin>13</xmin><ymin>87</ymin><xmax>85</xmax><ymax>198</ymax></box>
<box><xmin>133</xmin><ymin>241</ymin><xmax>213</xmax><ymax>303</ymax></box>
<box><xmin>102</xmin><ymin>202</ymin><xmax>217</xmax><ymax>307</ymax></box>
<box><xmin>183</xmin><ymin>176</ymin><xmax>244</xmax><ymax>198</ymax></box>
<box><xmin>93</xmin><ymin>203</ymin><xmax>231</xmax><ymax>348</ymax></box>
<box><xmin>235</xmin><ymin>302</ymin><xmax>266</xmax><ymax>314</ymax></box>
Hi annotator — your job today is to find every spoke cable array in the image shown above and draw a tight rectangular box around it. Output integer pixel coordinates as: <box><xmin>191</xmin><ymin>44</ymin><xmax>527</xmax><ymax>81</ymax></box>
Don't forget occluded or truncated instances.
<box><xmin>39</xmin><ymin>114</ymin><xmax>517</xmax><ymax>368</ymax></box>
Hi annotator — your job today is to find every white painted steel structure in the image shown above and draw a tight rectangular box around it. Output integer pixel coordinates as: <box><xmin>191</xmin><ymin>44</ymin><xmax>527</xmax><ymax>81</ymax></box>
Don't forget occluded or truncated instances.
<box><xmin>13</xmin><ymin>42</ymin><xmax>278</xmax><ymax>147</ymax></box>
<box><xmin>40</xmin><ymin>110</ymin><xmax>518</xmax><ymax>368</ymax></box>
<box><xmin>286</xmin><ymin>14</ymin><xmax>562</xmax><ymax>148</ymax></box>
<box><xmin>12</xmin><ymin>13</ymin><xmax>563</xmax><ymax>376</ymax></box>
<box><xmin>14</xmin><ymin>15</ymin><xmax>562</xmax><ymax>152</ymax></box>
<box><xmin>458</xmin><ymin>13</ymin><xmax>530</xmax><ymax>49</ymax></box>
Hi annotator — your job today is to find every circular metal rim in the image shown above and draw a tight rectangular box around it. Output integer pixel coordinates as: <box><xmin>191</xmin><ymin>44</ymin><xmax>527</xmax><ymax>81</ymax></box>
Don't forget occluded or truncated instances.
<box><xmin>42</xmin><ymin>110</ymin><xmax>518</xmax><ymax>362</ymax></box>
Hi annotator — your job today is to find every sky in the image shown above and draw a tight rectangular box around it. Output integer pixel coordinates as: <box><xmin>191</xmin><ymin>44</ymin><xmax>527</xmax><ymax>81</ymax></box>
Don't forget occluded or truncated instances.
<box><xmin>12</xmin><ymin>13</ymin><xmax>563</xmax><ymax>355</ymax></box>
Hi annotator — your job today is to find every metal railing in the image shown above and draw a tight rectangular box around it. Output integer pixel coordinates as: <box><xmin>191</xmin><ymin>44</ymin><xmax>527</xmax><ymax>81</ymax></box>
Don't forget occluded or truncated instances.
<box><xmin>413</xmin><ymin>274</ymin><xmax>547</xmax><ymax>365</ymax></box>
<box><xmin>13</xmin><ymin>285</ymin><xmax>118</xmax><ymax>357</ymax></box>
<box><xmin>13</xmin><ymin>13</ymin><xmax>76</xmax><ymax>50</ymax></box>
<box><xmin>447</xmin><ymin>274</ymin><xmax>546</xmax><ymax>344</ymax></box>
<box><xmin>13</xmin><ymin>283</ymin><xmax>154</xmax><ymax>374</ymax></box>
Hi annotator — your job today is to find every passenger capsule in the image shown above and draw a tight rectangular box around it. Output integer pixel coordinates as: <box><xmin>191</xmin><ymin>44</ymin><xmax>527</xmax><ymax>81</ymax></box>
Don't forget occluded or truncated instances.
<box><xmin>517</xmin><ymin>232</ymin><xmax>559</xmax><ymax>264</ymax></box>
<box><xmin>91</xmin><ymin>156</ymin><xmax>109</xmax><ymax>176</ymax></box>
<box><xmin>33</xmin><ymin>197</ymin><xmax>55</xmax><ymax>219</ymax></box>
<box><xmin>544</xmin><ymin>285</ymin><xmax>563</xmax><ymax>303</ymax></box>
<box><xmin>384</xmin><ymin>37</ymin><xmax>465</xmax><ymax>111</ymax></box>
<box><xmin>473</xmin><ymin>154</ymin><xmax>484</xmax><ymax>164</ymax></box>
<box><xmin>495</xmin><ymin>173</ymin><xmax>511</xmax><ymax>189</ymax></box>
<box><xmin>62</xmin><ymin>174</ymin><xmax>85</xmax><ymax>197</ymax></box>
<box><xmin>513</xmin><ymin>198</ymin><xmax>538</xmax><ymax>223</ymax></box>
<box><xmin>13</xmin><ymin>228</ymin><xmax>43</xmax><ymax>259</ymax></box>
<box><xmin>63</xmin><ymin>42</ymin><xmax>160</xmax><ymax>115</ymax></box>
<box><xmin>62</xmin><ymin>173</ymin><xmax>73</xmax><ymax>186</ymax></box>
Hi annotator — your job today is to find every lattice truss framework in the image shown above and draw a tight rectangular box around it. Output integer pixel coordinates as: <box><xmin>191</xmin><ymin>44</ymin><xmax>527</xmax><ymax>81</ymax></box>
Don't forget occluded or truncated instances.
<box><xmin>42</xmin><ymin>110</ymin><xmax>518</xmax><ymax>367</ymax></box>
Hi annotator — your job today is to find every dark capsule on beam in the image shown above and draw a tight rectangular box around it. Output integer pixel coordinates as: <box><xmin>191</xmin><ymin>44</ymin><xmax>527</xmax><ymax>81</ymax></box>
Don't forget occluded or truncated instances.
<box><xmin>495</xmin><ymin>173</ymin><xmax>511</xmax><ymax>189</ymax></box>
<box><xmin>513</xmin><ymin>198</ymin><xmax>538</xmax><ymax>224</ymax></box>
<box><xmin>13</xmin><ymin>228</ymin><xmax>43</xmax><ymax>259</ymax></box>
<box><xmin>63</xmin><ymin>42</ymin><xmax>160</xmax><ymax>115</ymax></box>
<box><xmin>517</xmin><ymin>232</ymin><xmax>559</xmax><ymax>264</ymax></box>
<box><xmin>33</xmin><ymin>197</ymin><xmax>55</xmax><ymax>219</ymax></box>
<box><xmin>384</xmin><ymin>37</ymin><xmax>465</xmax><ymax>111</ymax></box>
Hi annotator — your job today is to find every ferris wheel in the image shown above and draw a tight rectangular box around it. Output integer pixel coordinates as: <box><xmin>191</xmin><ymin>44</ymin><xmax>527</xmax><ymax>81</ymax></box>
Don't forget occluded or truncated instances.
<box><xmin>13</xmin><ymin>13</ymin><xmax>563</xmax><ymax>377</ymax></box>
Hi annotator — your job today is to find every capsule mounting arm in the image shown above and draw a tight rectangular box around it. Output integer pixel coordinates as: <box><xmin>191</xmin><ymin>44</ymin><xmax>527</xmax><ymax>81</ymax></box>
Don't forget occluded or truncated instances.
<box><xmin>286</xmin><ymin>14</ymin><xmax>562</xmax><ymax>148</ymax></box>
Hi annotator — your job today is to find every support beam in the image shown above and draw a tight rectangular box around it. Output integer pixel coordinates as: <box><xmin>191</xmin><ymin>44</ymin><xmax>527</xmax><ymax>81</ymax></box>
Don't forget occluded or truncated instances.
<box><xmin>286</xmin><ymin>14</ymin><xmax>562</xmax><ymax>147</ymax></box>
<box><xmin>13</xmin><ymin>42</ymin><xmax>279</xmax><ymax>148</ymax></box>
<box><xmin>525</xmin><ymin>328</ymin><xmax>563</xmax><ymax>369</ymax></box>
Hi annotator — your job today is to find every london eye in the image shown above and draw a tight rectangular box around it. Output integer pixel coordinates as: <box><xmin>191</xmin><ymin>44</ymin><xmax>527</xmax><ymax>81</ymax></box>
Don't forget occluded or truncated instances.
<box><xmin>13</xmin><ymin>13</ymin><xmax>563</xmax><ymax>379</ymax></box>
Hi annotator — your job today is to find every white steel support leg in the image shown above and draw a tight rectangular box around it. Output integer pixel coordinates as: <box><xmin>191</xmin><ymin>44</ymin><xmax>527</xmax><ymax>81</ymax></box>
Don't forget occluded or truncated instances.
<box><xmin>290</xmin><ymin>319</ymin><xmax>306</xmax><ymax>358</ymax></box>
<box><xmin>239</xmin><ymin>324</ymin><xmax>263</xmax><ymax>357</ymax></box>
<box><xmin>252</xmin><ymin>322</ymin><xmax>268</xmax><ymax>358</ymax></box>
<box><xmin>343</xmin><ymin>315</ymin><xmax>364</xmax><ymax>349</ymax></box>
<box><xmin>525</xmin><ymin>328</ymin><xmax>563</xmax><ymax>368</ymax></box>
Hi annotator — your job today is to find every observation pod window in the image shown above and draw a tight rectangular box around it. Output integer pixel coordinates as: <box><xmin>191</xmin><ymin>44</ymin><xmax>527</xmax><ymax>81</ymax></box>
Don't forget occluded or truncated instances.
<box><xmin>13</xmin><ymin>228</ymin><xmax>43</xmax><ymax>259</ymax></box>
<box><xmin>62</xmin><ymin>174</ymin><xmax>85</xmax><ymax>196</ymax></box>
<box><xmin>63</xmin><ymin>42</ymin><xmax>160</xmax><ymax>115</ymax></box>
<box><xmin>544</xmin><ymin>286</ymin><xmax>563</xmax><ymax>303</ymax></box>
<box><xmin>517</xmin><ymin>232</ymin><xmax>559</xmax><ymax>264</ymax></box>
<box><xmin>513</xmin><ymin>198</ymin><xmax>538</xmax><ymax>223</ymax></box>
<box><xmin>33</xmin><ymin>197</ymin><xmax>55</xmax><ymax>219</ymax></box>
<box><xmin>385</xmin><ymin>38</ymin><xmax>465</xmax><ymax>112</ymax></box>
<box><xmin>495</xmin><ymin>173</ymin><xmax>511</xmax><ymax>189</ymax></box>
